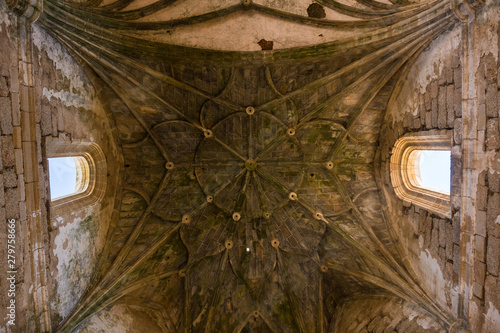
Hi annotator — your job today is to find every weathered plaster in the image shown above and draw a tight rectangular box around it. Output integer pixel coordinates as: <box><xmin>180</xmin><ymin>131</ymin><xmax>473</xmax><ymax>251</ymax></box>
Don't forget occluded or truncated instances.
<box><xmin>475</xmin><ymin>3</ymin><xmax>500</xmax><ymax>63</ymax></box>
<box><xmin>0</xmin><ymin>1</ymin><xmax>11</xmax><ymax>28</ymax></box>
<box><xmin>484</xmin><ymin>302</ymin><xmax>500</xmax><ymax>332</ymax></box>
<box><xmin>32</xmin><ymin>26</ymin><xmax>91</xmax><ymax>95</ymax></box>
<box><xmin>417</xmin><ymin>248</ymin><xmax>459</xmax><ymax>314</ymax></box>
<box><xmin>51</xmin><ymin>212</ymin><xmax>104</xmax><ymax>320</ymax></box>
<box><xmin>127</xmin><ymin>11</ymin><xmax>360</xmax><ymax>51</ymax></box>
<box><xmin>42</xmin><ymin>87</ymin><xmax>93</xmax><ymax>110</ymax></box>
<box><xmin>76</xmin><ymin>304</ymin><xmax>165</xmax><ymax>333</ymax></box>
<box><xmin>390</xmin><ymin>26</ymin><xmax>461</xmax><ymax>123</ymax></box>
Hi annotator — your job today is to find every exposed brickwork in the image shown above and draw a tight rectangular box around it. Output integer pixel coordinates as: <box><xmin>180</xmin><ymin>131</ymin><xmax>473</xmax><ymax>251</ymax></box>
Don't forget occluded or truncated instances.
<box><xmin>335</xmin><ymin>297</ymin><xmax>446</xmax><ymax>333</ymax></box>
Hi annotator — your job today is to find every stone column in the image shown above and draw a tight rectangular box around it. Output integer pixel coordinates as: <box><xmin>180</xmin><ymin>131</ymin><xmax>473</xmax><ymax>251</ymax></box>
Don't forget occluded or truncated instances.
<box><xmin>450</xmin><ymin>0</ymin><xmax>485</xmax><ymax>332</ymax></box>
<box><xmin>6</xmin><ymin>0</ymin><xmax>51</xmax><ymax>331</ymax></box>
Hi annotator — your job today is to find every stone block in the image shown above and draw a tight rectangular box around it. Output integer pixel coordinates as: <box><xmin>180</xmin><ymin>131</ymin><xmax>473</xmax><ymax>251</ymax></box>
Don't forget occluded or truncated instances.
<box><xmin>477</xmin><ymin>184</ymin><xmax>488</xmax><ymax>211</ymax></box>
<box><xmin>18</xmin><ymin>200</ymin><xmax>26</xmax><ymax>222</ymax></box>
<box><xmin>453</xmin><ymin>244</ymin><xmax>460</xmax><ymax>274</ymax></box>
<box><xmin>367</xmin><ymin>316</ymin><xmax>381</xmax><ymax>331</ymax></box>
<box><xmin>8</xmin><ymin>66</ymin><xmax>19</xmax><ymax>94</ymax></box>
<box><xmin>424</xmin><ymin>92</ymin><xmax>431</xmax><ymax>111</ymax></box>
<box><xmin>446</xmin><ymin>262</ymin><xmax>454</xmax><ymax>281</ymax></box>
<box><xmin>430</xmin><ymin>80</ymin><xmax>438</xmax><ymax>98</ymax></box>
<box><xmin>454</xmin><ymin>87</ymin><xmax>462</xmax><ymax>117</ymax></box>
<box><xmin>412</xmin><ymin>117</ymin><xmax>421</xmax><ymax>129</ymax></box>
<box><xmin>5</xmin><ymin>187</ymin><xmax>19</xmax><ymax>219</ymax></box>
<box><xmin>425</xmin><ymin>215</ymin><xmax>433</xmax><ymax>247</ymax></box>
<box><xmin>478</xmin><ymin>104</ymin><xmax>486</xmax><ymax>131</ymax></box>
<box><xmin>474</xmin><ymin>237</ymin><xmax>487</xmax><ymax>272</ymax></box>
<box><xmin>439</xmin><ymin>219</ymin><xmax>446</xmax><ymax>247</ymax></box>
<box><xmin>12</xmin><ymin>126</ymin><xmax>21</xmax><ymax>148</ymax></box>
<box><xmin>0</xmin><ymin>96</ymin><xmax>13</xmax><ymax>135</ymax></box>
<box><xmin>0</xmin><ymin>75</ymin><xmax>8</xmax><ymax>97</ymax></box>
<box><xmin>14</xmin><ymin>148</ymin><xmax>23</xmax><ymax>175</ymax></box>
<box><xmin>40</xmin><ymin>98</ymin><xmax>52</xmax><ymax>136</ymax></box>
<box><xmin>475</xmin><ymin>260</ymin><xmax>486</xmax><ymax>283</ymax></box>
<box><xmin>476</xmin><ymin>210</ymin><xmax>487</xmax><ymax>237</ymax></box>
<box><xmin>446</xmin><ymin>221</ymin><xmax>454</xmax><ymax>260</ymax></box>
<box><xmin>479</xmin><ymin>170</ymin><xmax>487</xmax><ymax>186</ymax></box>
<box><xmin>10</xmin><ymin>92</ymin><xmax>20</xmax><ymax>126</ymax></box>
<box><xmin>487</xmin><ymin>192</ymin><xmax>500</xmax><ymax>237</ymax></box>
<box><xmin>453</xmin><ymin>212</ymin><xmax>461</xmax><ymax>244</ymax></box>
<box><xmin>431</xmin><ymin>98</ymin><xmax>438</xmax><ymax>128</ymax></box>
<box><xmin>486</xmin><ymin>84</ymin><xmax>498</xmax><ymax>118</ymax></box>
<box><xmin>438</xmin><ymin>86</ymin><xmax>447</xmax><ymax>129</ymax></box>
<box><xmin>17</xmin><ymin>173</ymin><xmax>25</xmax><ymax>202</ymax></box>
<box><xmin>19</xmin><ymin>85</ymin><xmax>29</xmax><ymax>112</ymax></box>
<box><xmin>3</xmin><ymin>168</ymin><xmax>16</xmax><ymax>188</ymax></box>
<box><xmin>454</xmin><ymin>118</ymin><xmax>462</xmax><ymax>144</ymax></box>
<box><xmin>473</xmin><ymin>281</ymin><xmax>484</xmax><ymax>299</ymax></box>
<box><xmin>483</xmin><ymin>54</ymin><xmax>497</xmax><ymax>84</ymax></box>
<box><xmin>486</xmin><ymin>236</ymin><xmax>499</xmax><ymax>276</ymax></box>
<box><xmin>0</xmin><ymin>174</ymin><xmax>4</xmax><ymax>206</ymax></box>
<box><xmin>425</xmin><ymin>111</ymin><xmax>432</xmax><ymax>129</ymax></box>
<box><xmin>489</xmin><ymin>171</ymin><xmax>500</xmax><ymax>193</ymax></box>
<box><xmin>484</xmin><ymin>275</ymin><xmax>499</xmax><ymax>309</ymax></box>
<box><xmin>447</xmin><ymin>85</ymin><xmax>455</xmax><ymax>127</ymax></box>
<box><xmin>486</xmin><ymin>118</ymin><xmax>500</xmax><ymax>151</ymax></box>
<box><xmin>1</xmin><ymin>135</ymin><xmax>15</xmax><ymax>167</ymax></box>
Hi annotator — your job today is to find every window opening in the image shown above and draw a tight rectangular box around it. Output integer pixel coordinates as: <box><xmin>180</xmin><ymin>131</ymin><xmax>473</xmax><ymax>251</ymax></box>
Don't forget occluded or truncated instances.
<box><xmin>48</xmin><ymin>156</ymin><xmax>90</xmax><ymax>200</ymax></box>
<box><xmin>389</xmin><ymin>131</ymin><xmax>452</xmax><ymax>217</ymax></box>
<box><xmin>408</xmin><ymin>150</ymin><xmax>451</xmax><ymax>195</ymax></box>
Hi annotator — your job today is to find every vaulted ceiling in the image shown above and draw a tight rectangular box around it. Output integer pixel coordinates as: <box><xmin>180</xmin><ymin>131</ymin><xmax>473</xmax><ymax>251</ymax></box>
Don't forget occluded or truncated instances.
<box><xmin>36</xmin><ymin>0</ymin><xmax>461</xmax><ymax>331</ymax></box>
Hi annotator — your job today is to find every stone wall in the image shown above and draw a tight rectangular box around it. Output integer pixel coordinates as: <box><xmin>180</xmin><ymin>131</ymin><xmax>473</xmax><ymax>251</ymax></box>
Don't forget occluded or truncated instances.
<box><xmin>377</xmin><ymin>1</ymin><xmax>500</xmax><ymax>331</ymax></box>
<box><xmin>469</xmin><ymin>3</ymin><xmax>500</xmax><ymax>332</ymax></box>
<box><xmin>0</xmin><ymin>0</ymin><xmax>122</xmax><ymax>330</ymax></box>
<box><xmin>334</xmin><ymin>296</ymin><xmax>445</xmax><ymax>333</ymax></box>
<box><xmin>377</xmin><ymin>22</ymin><xmax>462</xmax><ymax>318</ymax></box>
<box><xmin>31</xmin><ymin>25</ymin><xmax>122</xmax><ymax>329</ymax></box>
<box><xmin>0</xmin><ymin>4</ymin><xmax>32</xmax><ymax>331</ymax></box>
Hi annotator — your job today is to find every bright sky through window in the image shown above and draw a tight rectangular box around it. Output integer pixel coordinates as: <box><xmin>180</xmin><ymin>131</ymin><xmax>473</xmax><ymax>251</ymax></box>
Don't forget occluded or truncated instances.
<box><xmin>48</xmin><ymin>157</ymin><xmax>78</xmax><ymax>200</ymax></box>
<box><xmin>417</xmin><ymin>150</ymin><xmax>451</xmax><ymax>194</ymax></box>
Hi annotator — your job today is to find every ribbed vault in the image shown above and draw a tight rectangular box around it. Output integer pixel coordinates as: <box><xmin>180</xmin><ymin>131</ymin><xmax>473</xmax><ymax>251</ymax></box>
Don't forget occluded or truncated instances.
<box><xmin>34</xmin><ymin>0</ymin><xmax>462</xmax><ymax>331</ymax></box>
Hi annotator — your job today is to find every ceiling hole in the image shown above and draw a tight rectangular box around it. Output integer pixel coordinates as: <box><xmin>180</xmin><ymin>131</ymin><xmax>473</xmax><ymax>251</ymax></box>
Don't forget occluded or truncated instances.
<box><xmin>307</xmin><ymin>3</ymin><xmax>326</xmax><ymax>19</ymax></box>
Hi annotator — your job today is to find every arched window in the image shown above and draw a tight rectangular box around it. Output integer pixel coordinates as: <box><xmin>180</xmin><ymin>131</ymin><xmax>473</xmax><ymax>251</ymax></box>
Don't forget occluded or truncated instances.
<box><xmin>45</xmin><ymin>138</ymin><xmax>107</xmax><ymax>216</ymax></box>
<box><xmin>407</xmin><ymin>150</ymin><xmax>451</xmax><ymax>195</ymax></box>
<box><xmin>390</xmin><ymin>131</ymin><xmax>452</xmax><ymax>217</ymax></box>
<box><xmin>48</xmin><ymin>156</ymin><xmax>90</xmax><ymax>200</ymax></box>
